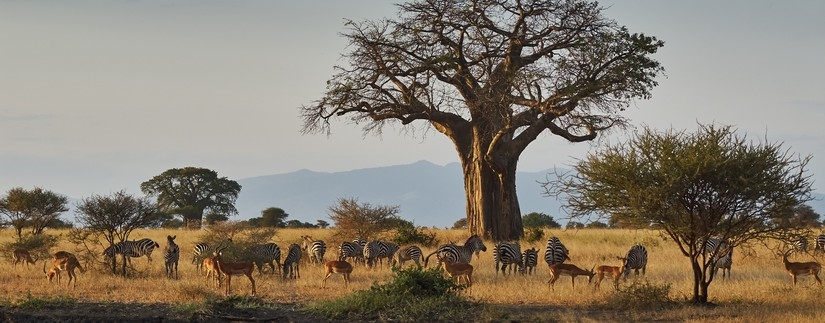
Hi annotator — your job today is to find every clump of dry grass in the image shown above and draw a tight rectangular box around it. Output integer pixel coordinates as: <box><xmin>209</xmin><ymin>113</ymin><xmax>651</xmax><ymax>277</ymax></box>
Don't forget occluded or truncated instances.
<box><xmin>1</xmin><ymin>227</ymin><xmax>824</xmax><ymax>321</ymax></box>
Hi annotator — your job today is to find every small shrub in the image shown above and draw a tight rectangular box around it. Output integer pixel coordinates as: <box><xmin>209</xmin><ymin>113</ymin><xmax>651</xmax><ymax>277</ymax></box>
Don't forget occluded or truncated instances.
<box><xmin>524</xmin><ymin>227</ymin><xmax>545</xmax><ymax>243</ymax></box>
<box><xmin>390</xmin><ymin>224</ymin><xmax>438</xmax><ymax>248</ymax></box>
<box><xmin>2</xmin><ymin>233</ymin><xmax>60</xmax><ymax>260</ymax></box>
<box><xmin>604</xmin><ymin>281</ymin><xmax>675</xmax><ymax>310</ymax></box>
<box><xmin>309</xmin><ymin>266</ymin><xmax>479</xmax><ymax>322</ymax></box>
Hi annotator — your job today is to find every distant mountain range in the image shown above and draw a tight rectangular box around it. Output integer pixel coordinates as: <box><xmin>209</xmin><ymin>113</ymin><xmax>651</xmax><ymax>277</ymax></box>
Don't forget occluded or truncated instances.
<box><xmin>234</xmin><ymin>160</ymin><xmax>565</xmax><ymax>228</ymax></box>
<box><xmin>234</xmin><ymin>160</ymin><xmax>825</xmax><ymax>228</ymax></box>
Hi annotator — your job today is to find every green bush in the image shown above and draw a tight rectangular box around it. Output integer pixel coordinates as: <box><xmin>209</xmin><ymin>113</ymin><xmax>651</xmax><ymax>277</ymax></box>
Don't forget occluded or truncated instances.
<box><xmin>524</xmin><ymin>227</ymin><xmax>545</xmax><ymax>243</ymax></box>
<box><xmin>309</xmin><ymin>266</ymin><xmax>480</xmax><ymax>322</ymax></box>
<box><xmin>390</xmin><ymin>223</ymin><xmax>438</xmax><ymax>248</ymax></box>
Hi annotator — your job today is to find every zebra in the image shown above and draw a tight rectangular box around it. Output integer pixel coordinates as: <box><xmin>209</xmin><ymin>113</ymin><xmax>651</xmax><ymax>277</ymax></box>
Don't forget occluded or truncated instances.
<box><xmin>248</xmin><ymin>242</ymin><xmax>281</xmax><ymax>275</ymax></box>
<box><xmin>192</xmin><ymin>238</ymin><xmax>233</xmax><ymax>271</ymax></box>
<box><xmin>282</xmin><ymin>243</ymin><xmax>302</xmax><ymax>279</ymax></box>
<box><xmin>424</xmin><ymin>234</ymin><xmax>487</xmax><ymax>267</ymax></box>
<box><xmin>791</xmin><ymin>236</ymin><xmax>808</xmax><ymax>254</ymax></box>
<box><xmin>620</xmin><ymin>244</ymin><xmax>648</xmax><ymax>279</ymax></box>
<box><xmin>301</xmin><ymin>235</ymin><xmax>327</xmax><ymax>265</ymax></box>
<box><xmin>163</xmin><ymin>235</ymin><xmax>180</xmax><ymax>279</ymax></box>
<box><xmin>544</xmin><ymin>237</ymin><xmax>570</xmax><ymax>267</ymax></box>
<box><xmin>493</xmin><ymin>241</ymin><xmax>523</xmax><ymax>275</ymax></box>
<box><xmin>104</xmin><ymin>238</ymin><xmax>160</xmax><ymax>265</ymax></box>
<box><xmin>522</xmin><ymin>247</ymin><xmax>539</xmax><ymax>275</ymax></box>
<box><xmin>712</xmin><ymin>246</ymin><xmax>734</xmax><ymax>279</ymax></box>
<box><xmin>391</xmin><ymin>245</ymin><xmax>424</xmax><ymax>268</ymax></box>
<box><xmin>363</xmin><ymin>240</ymin><xmax>399</xmax><ymax>269</ymax></box>
<box><xmin>814</xmin><ymin>234</ymin><xmax>825</xmax><ymax>255</ymax></box>
<box><xmin>338</xmin><ymin>240</ymin><xmax>365</xmax><ymax>265</ymax></box>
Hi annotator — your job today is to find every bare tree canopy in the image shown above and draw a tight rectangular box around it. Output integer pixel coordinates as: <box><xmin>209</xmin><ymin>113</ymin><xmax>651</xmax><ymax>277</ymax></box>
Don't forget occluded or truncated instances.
<box><xmin>301</xmin><ymin>0</ymin><xmax>665</xmax><ymax>240</ymax></box>
<box><xmin>545</xmin><ymin>123</ymin><xmax>814</xmax><ymax>303</ymax></box>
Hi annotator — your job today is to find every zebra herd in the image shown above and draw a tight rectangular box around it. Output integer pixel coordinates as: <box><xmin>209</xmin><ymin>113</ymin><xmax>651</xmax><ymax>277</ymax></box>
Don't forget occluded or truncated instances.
<box><xmin>28</xmin><ymin>231</ymin><xmax>825</xmax><ymax>294</ymax></box>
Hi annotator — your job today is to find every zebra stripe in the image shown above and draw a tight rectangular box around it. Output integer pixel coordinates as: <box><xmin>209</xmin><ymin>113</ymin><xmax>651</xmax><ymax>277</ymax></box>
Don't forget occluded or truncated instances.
<box><xmin>104</xmin><ymin>238</ymin><xmax>160</xmax><ymax>263</ymax></box>
<box><xmin>163</xmin><ymin>235</ymin><xmax>179</xmax><ymax>279</ymax></box>
<box><xmin>301</xmin><ymin>235</ymin><xmax>327</xmax><ymax>265</ymax></box>
<box><xmin>424</xmin><ymin>235</ymin><xmax>487</xmax><ymax>267</ymax></box>
<box><xmin>815</xmin><ymin>234</ymin><xmax>825</xmax><ymax>254</ymax></box>
<box><xmin>544</xmin><ymin>237</ymin><xmax>570</xmax><ymax>267</ymax></box>
<box><xmin>338</xmin><ymin>241</ymin><xmax>365</xmax><ymax>265</ymax></box>
<box><xmin>392</xmin><ymin>245</ymin><xmax>423</xmax><ymax>268</ymax></box>
<box><xmin>791</xmin><ymin>236</ymin><xmax>808</xmax><ymax>253</ymax></box>
<box><xmin>621</xmin><ymin>244</ymin><xmax>648</xmax><ymax>279</ymax></box>
<box><xmin>522</xmin><ymin>247</ymin><xmax>539</xmax><ymax>275</ymax></box>
<box><xmin>493</xmin><ymin>241</ymin><xmax>523</xmax><ymax>275</ymax></box>
<box><xmin>192</xmin><ymin>238</ymin><xmax>233</xmax><ymax>271</ymax></box>
<box><xmin>248</xmin><ymin>243</ymin><xmax>281</xmax><ymax>275</ymax></box>
<box><xmin>282</xmin><ymin>243</ymin><xmax>302</xmax><ymax>279</ymax></box>
<box><xmin>712</xmin><ymin>246</ymin><xmax>733</xmax><ymax>279</ymax></box>
<box><xmin>363</xmin><ymin>240</ymin><xmax>399</xmax><ymax>269</ymax></box>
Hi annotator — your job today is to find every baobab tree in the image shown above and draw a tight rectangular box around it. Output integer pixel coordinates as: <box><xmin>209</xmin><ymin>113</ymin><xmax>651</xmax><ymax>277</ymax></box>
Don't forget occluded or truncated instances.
<box><xmin>301</xmin><ymin>0</ymin><xmax>665</xmax><ymax>240</ymax></box>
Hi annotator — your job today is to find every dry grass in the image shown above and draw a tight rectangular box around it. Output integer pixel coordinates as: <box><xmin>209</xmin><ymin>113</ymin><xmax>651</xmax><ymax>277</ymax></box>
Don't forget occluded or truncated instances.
<box><xmin>2</xmin><ymin>228</ymin><xmax>825</xmax><ymax>321</ymax></box>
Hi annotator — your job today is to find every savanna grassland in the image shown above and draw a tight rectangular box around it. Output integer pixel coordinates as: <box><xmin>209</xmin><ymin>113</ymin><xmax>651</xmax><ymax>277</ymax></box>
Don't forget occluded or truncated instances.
<box><xmin>1</xmin><ymin>227</ymin><xmax>824</xmax><ymax>322</ymax></box>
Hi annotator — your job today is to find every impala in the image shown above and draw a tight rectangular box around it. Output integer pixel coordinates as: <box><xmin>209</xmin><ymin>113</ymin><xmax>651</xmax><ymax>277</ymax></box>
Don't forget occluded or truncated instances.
<box><xmin>436</xmin><ymin>254</ymin><xmax>473</xmax><ymax>286</ymax></box>
<box><xmin>12</xmin><ymin>248</ymin><xmax>37</xmax><ymax>269</ymax></box>
<box><xmin>322</xmin><ymin>260</ymin><xmax>353</xmax><ymax>287</ymax></box>
<box><xmin>44</xmin><ymin>255</ymin><xmax>83</xmax><ymax>288</ymax></box>
<box><xmin>782</xmin><ymin>252</ymin><xmax>822</xmax><ymax>286</ymax></box>
<box><xmin>213</xmin><ymin>247</ymin><xmax>256</xmax><ymax>296</ymax></box>
<box><xmin>202</xmin><ymin>256</ymin><xmax>222</xmax><ymax>287</ymax></box>
<box><xmin>52</xmin><ymin>251</ymin><xmax>76</xmax><ymax>260</ymax></box>
<box><xmin>548</xmin><ymin>263</ymin><xmax>595</xmax><ymax>290</ymax></box>
<box><xmin>591</xmin><ymin>265</ymin><xmax>623</xmax><ymax>290</ymax></box>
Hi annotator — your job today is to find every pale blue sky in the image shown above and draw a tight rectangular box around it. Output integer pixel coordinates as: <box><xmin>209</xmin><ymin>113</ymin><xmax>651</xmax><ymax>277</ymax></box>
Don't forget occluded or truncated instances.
<box><xmin>2</xmin><ymin>0</ymin><xmax>824</xmax><ymax>201</ymax></box>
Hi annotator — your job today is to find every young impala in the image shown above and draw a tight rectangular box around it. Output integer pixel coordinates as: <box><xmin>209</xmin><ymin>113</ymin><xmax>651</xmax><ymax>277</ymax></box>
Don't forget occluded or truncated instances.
<box><xmin>12</xmin><ymin>248</ymin><xmax>37</xmax><ymax>269</ymax></box>
<box><xmin>591</xmin><ymin>265</ymin><xmax>624</xmax><ymax>290</ymax></box>
<box><xmin>548</xmin><ymin>263</ymin><xmax>595</xmax><ymax>290</ymax></box>
<box><xmin>782</xmin><ymin>251</ymin><xmax>822</xmax><ymax>286</ymax></box>
<box><xmin>436</xmin><ymin>254</ymin><xmax>474</xmax><ymax>286</ymax></box>
<box><xmin>322</xmin><ymin>260</ymin><xmax>353</xmax><ymax>287</ymax></box>
<box><xmin>213</xmin><ymin>247</ymin><xmax>256</xmax><ymax>296</ymax></box>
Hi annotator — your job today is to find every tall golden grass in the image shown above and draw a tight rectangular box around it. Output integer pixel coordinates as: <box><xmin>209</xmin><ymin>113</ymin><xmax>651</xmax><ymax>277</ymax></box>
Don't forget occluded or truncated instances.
<box><xmin>2</xmin><ymin>227</ymin><xmax>824</xmax><ymax>321</ymax></box>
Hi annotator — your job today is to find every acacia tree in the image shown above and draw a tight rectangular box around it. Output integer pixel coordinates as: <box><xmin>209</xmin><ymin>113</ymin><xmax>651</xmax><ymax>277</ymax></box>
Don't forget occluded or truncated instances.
<box><xmin>301</xmin><ymin>0</ymin><xmax>664</xmax><ymax>240</ymax></box>
<box><xmin>75</xmin><ymin>190</ymin><xmax>163</xmax><ymax>275</ymax></box>
<box><xmin>545</xmin><ymin>124</ymin><xmax>813</xmax><ymax>303</ymax></box>
<box><xmin>140</xmin><ymin>167</ymin><xmax>241</xmax><ymax>228</ymax></box>
<box><xmin>0</xmin><ymin>187</ymin><xmax>68</xmax><ymax>240</ymax></box>
<box><xmin>328</xmin><ymin>197</ymin><xmax>402</xmax><ymax>241</ymax></box>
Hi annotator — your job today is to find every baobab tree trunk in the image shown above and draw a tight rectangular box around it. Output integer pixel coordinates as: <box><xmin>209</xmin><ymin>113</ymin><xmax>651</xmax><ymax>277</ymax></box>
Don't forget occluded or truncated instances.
<box><xmin>463</xmin><ymin>153</ymin><xmax>523</xmax><ymax>241</ymax></box>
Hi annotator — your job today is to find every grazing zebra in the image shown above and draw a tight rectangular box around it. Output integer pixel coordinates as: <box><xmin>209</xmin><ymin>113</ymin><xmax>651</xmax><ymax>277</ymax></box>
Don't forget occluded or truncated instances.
<box><xmin>522</xmin><ymin>247</ymin><xmax>539</xmax><ymax>275</ymax></box>
<box><xmin>104</xmin><ymin>238</ymin><xmax>160</xmax><ymax>264</ymax></box>
<box><xmin>301</xmin><ymin>235</ymin><xmax>327</xmax><ymax>265</ymax></box>
<box><xmin>791</xmin><ymin>236</ymin><xmax>808</xmax><ymax>253</ymax></box>
<box><xmin>338</xmin><ymin>241</ymin><xmax>365</xmax><ymax>265</ymax></box>
<box><xmin>282</xmin><ymin>243</ymin><xmax>303</xmax><ymax>279</ymax></box>
<box><xmin>163</xmin><ymin>235</ymin><xmax>180</xmax><ymax>279</ymax></box>
<box><xmin>424</xmin><ymin>234</ymin><xmax>488</xmax><ymax>267</ymax></box>
<box><xmin>620</xmin><ymin>244</ymin><xmax>648</xmax><ymax>279</ymax></box>
<box><xmin>493</xmin><ymin>241</ymin><xmax>523</xmax><ymax>275</ymax></box>
<box><xmin>814</xmin><ymin>235</ymin><xmax>825</xmax><ymax>255</ymax></box>
<box><xmin>248</xmin><ymin>243</ymin><xmax>281</xmax><ymax>275</ymax></box>
<box><xmin>363</xmin><ymin>240</ymin><xmax>399</xmax><ymax>269</ymax></box>
<box><xmin>544</xmin><ymin>237</ymin><xmax>570</xmax><ymax>267</ymax></box>
<box><xmin>392</xmin><ymin>245</ymin><xmax>423</xmax><ymax>268</ymax></box>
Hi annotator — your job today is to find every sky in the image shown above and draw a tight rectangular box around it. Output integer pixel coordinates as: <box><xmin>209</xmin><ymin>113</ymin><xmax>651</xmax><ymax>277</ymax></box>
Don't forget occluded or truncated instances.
<box><xmin>2</xmin><ymin>0</ymin><xmax>824</xmax><ymax>202</ymax></box>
